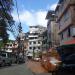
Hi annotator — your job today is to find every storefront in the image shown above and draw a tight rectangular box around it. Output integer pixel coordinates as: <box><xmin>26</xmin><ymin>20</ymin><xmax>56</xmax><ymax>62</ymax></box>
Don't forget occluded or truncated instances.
<box><xmin>56</xmin><ymin>42</ymin><xmax>75</xmax><ymax>61</ymax></box>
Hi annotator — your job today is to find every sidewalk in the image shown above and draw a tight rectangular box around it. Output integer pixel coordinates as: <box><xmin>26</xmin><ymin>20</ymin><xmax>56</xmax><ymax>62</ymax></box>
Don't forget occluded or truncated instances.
<box><xmin>26</xmin><ymin>60</ymin><xmax>48</xmax><ymax>74</ymax></box>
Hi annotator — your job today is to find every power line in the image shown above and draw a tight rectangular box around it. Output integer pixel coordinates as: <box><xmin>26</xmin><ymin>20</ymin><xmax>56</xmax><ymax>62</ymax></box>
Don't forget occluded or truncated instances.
<box><xmin>15</xmin><ymin>0</ymin><xmax>21</xmax><ymax>24</ymax></box>
<box><xmin>15</xmin><ymin>0</ymin><xmax>22</xmax><ymax>33</ymax></box>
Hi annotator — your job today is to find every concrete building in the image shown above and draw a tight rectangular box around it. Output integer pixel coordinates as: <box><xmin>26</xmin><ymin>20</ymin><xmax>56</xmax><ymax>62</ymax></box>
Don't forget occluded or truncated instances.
<box><xmin>24</xmin><ymin>32</ymin><xmax>29</xmax><ymax>54</ymax></box>
<box><xmin>18</xmin><ymin>32</ymin><xmax>25</xmax><ymax>53</ymax></box>
<box><xmin>27</xmin><ymin>25</ymin><xmax>46</xmax><ymax>58</ymax></box>
<box><xmin>55</xmin><ymin>0</ymin><xmax>75</xmax><ymax>57</ymax></box>
<box><xmin>46</xmin><ymin>11</ymin><xmax>60</xmax><ymax>49</ymax></box>
<box><xmin>41</xmin><ymin>30</ymin><xmax>47</xmax><ymax>51</ymax></box>
<box><xmin>4</xmin><ymin>41</ymin><xmax>18</xmax><ymax>53</ymax></box>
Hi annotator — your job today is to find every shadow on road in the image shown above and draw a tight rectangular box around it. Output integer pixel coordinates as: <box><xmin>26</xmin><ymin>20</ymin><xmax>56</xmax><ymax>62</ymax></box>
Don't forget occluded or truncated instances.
<box><xmin>0</xmin><ymin>63</ymin><xmax>25</xmax><ymax>69</ymax></box>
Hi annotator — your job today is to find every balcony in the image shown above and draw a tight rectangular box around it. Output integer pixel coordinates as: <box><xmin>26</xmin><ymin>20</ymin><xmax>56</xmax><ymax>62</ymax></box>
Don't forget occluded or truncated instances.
<box><xmin>72</xmin><ymin>7</ymin><xmax>75</xmax><ymax>23</ymax></box>
<box><xmin>58</xmin><ymin>7</ymin><xmax>73</xmax><ymax>33</ymax></box>
<box><xmin>29</xmin><ymin>39</ymin><xmax>39</xmax><ymax>41</ymax></box>
<box><xmin>29</xmin><ymin>44</ymin><xmax>41</xmax><ymax>47</ymax></box>
<box><xmin>56</xmin><ymin>0</ymin><xmax>75</xmax><ymax>21</ymax></box>
<box><xmin>58</xmin><ymin>18</ymin><xmax>72</xmax><ymax>34</ymax></box>
<box><xmin>29</xmin><ymin>35</ymin><xmax>38</xmax><ymax>37</ymax></box>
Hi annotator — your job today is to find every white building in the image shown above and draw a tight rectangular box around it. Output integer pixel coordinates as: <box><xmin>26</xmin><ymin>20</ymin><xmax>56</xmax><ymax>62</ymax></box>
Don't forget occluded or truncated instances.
<box><xmin>4</xmin><ymin>41</ymin><xmax>18</xmax><ymax>53</ymax></box>
<box><xmin>27</xmin><ymin>25</ymin><xmax>46</xmax><ymax>58</ymax></box>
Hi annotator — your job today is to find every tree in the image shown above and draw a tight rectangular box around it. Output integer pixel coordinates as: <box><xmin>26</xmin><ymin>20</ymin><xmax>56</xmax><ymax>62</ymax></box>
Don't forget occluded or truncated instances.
<box><xmin>0</xmin><ymin>0</ymin><xmax>14</xmax><ymax>44</ymax></box>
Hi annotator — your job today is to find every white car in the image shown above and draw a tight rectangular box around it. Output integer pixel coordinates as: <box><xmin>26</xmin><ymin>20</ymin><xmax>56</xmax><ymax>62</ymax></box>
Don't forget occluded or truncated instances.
<box><xmin>34</xmin><ymin>57</ymin><xmax>40</xmax><ymax>61</ymax></box>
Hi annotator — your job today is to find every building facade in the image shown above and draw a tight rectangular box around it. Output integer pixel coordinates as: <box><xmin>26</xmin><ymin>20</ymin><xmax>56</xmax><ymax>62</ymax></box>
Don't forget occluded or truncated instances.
<box><xmin>24</xmin><ymin>32</ymin><xmax>29</xmax><ymax>55</ymax></box>
<box><xmin>41</xmin><ymin>30</ymin><xmax>48</xmax><ymax>53</ymax></box>
<box><xmin>55</xmin><ymin>0</ymin><xmax>75</xmax><ymax>57</ymax></box>
<box><xmin>55</xmin><ymin>0</ymin><xmax>75</xmax><ymax>45</ymax></box>
<box><xmin>4</xmin><ymin>41</ymin><xmax>18</xmax><ymax>53</ymax></box>
<box><xmin>46</xmin><ymin>11</ymin><xmax>60</xmax><ymax>49</ymax></box>
<box><xmin>27</xmin><ymin>25</ymin><xmax>46</xmax><ymax>58</ymax></box>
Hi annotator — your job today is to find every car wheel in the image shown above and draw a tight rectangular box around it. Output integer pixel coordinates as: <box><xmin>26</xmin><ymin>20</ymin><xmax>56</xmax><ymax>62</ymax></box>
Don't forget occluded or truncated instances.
<box><xmin>8</xmin><ymin>63</ymin><xmax>11</xmax><ymax>66</ymax></box>
<box><xmin>2</xmin><ymin>60</ymin><xmax>5</xmax><ymax>67</ymax></box>
<box><xmin>8</xmin><ymin>61</ymin><xmax>12</xmax><ymax>66</ymax></box>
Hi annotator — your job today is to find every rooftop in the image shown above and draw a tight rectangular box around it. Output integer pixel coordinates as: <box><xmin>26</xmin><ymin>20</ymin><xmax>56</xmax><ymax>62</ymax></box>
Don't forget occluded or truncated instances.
<box><xmin>55</xmin><ymin>0</ymin><xmax>63</xmax><ymax>11</ymax></box>
<box><xmin>46</xmin><ymin>10</ymin><xmax>55</xmax><ymax>20</ymax></box>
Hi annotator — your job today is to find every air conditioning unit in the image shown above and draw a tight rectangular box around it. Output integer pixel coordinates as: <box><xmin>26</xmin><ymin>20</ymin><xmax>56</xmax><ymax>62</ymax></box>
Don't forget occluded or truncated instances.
<box><xmin>71</xmin><ymin>28</ymin><xmax>75</xmax><ymax>37</ymax></box>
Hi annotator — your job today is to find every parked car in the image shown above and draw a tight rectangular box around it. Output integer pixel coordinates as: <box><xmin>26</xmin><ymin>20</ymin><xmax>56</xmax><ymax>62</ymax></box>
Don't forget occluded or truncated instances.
<box><xmin>16</xmin><ymin>53</ymin><xmax>25</xmax><ymax>64</ymax></box>
<box><xmin>53</xmin><ymin>54</ymin><xmax>75</xmax><ymax>75</ymax></box>
<box><xmin>17</xmin><ymin>57</ymin><xmax>25</xmax><ymax>64</ymax></box>
<box><xmin>0</xmin><ymin>51</ymin><xmax>16</xmax><ymax>66</ymax></box>
<box><xmin>0</xmin><ymin>56</ymin><xmax>3</xmax><ymax>67</ymax></box>
<box><xmin>62</xmin><ymin>54</ymin><xmax>75</xmax><ymax>71</ymax></box>
<box><xmin>34</xmin><ymin>57</ymin><xmax>40</xmax><ymax>61</ymax></box>
<box><xmin>0</xmin><ymin>52</ymin><xmax>12</xmax><ymax>66</ymax></box>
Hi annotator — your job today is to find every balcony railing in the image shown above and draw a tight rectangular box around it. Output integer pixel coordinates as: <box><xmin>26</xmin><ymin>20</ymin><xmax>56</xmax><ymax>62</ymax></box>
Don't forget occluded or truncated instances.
<box><xmin>56</xmin><ymin>0</ymin><xmax>75</xmax><ymax>21</ymax></box>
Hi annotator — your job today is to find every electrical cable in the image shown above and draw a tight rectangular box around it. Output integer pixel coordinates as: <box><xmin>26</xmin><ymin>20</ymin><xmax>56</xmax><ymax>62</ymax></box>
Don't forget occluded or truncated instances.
<box><xmin>15</xmin><ymin>0</ymin><xmax>21</xmax><ymax>24</ymax></box>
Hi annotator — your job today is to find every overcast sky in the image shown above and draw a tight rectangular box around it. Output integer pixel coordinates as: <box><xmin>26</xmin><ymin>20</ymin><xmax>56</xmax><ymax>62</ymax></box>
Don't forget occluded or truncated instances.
<box><xmin>9</xmin><ymin>0</ymin><xmax>59</xmax><ymax>40</ymax></box>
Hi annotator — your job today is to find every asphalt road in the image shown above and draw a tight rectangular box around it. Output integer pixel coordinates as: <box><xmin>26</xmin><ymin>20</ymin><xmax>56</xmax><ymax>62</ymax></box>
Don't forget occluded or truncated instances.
<box><xmin>0</xmin><ymin>63</ymin><xmax>52</xmax><ymax>75</ymax></box>
<box><xmin>0</xmin><ymin>64</ymin><xmax>33</xmax><ymax>75</ymax></box>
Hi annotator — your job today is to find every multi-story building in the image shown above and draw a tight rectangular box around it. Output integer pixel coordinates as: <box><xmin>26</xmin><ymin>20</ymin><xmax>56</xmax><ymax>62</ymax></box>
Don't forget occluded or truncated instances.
<box><xmin>4</xmin><ymin>41</ymin><xmax>18</xmax><ymax>53</ymax></box>
<box><xmin>46</xmin><ymin>11</ymin><xmax>60</xmax><ymax>49</ymax></box>
<box><xmin>41</xmin><ymin>30</ymin><xmax>47</xmax><ymax>52</ymax></box>
<box><xmin>55</xmin><ymin>0</ymin><xmax>75</xmax><ymax>55</ymax></box>
<box><xmin>24</xmin><ymin>32</ymin><xmax>29</xmax><ymax>54</ymax></box>
<box><xmin>18</xmin><ymin>32</ymin><xmax>25</xmax><ymax>53</ymax></box>
<box><xmin>27</xmin><ymin>25</ymin><xmax>46</xmax><ymax>58</ymax></box>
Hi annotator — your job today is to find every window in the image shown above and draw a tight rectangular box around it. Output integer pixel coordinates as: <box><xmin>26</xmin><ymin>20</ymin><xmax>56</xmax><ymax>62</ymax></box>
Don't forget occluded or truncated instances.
<box><xmin>1</xmin><ymin>53</ymin><xmax>6</xmax><ymax>57</ymax></box>
<box><xmin>29</xmin><ymin>47</ymin><xmax>32</xmax><ymax>49</ymax></box>
<box><xmin>29</xmin><ymin>37</ymin><xmax>34</xmax><ymax>39</ymax></box>
<box><xmin>33</xmin><ymin>47</ymin><xmax>36</xmax><ymax>50</ymax></box>
<box><xmin>61</xmin><ymin>33</ymin><xmax>63</xmax><ymax>40</ymax></box>
<box><xmin>64</xmin><ymin>11</ymin><xmax>69</xmax><ymax>22</ymax></box>
<box><xmin>10</xmin><ymin>44</ymin><xmax>12</xmax><ymax>46</ymax></box>
<box><xmin>38</xmin><ymin>41</ymin><xmax>40</xmax><ymax>44</ymax></box>
<box><xmin>29</xmin><ymin>42</ymin><xmax>32</xmax><ymax>45</ymax></box>
<box><xmin>34</xmin><ymin>37</ymin><xmax>37</xmax><ymax>39</ymax></box>
<box><xmin>68</xmin><ymin>28</ymin><xmax>71</xmax><ymax>37</ymax></box>
<box><xmin>6</xmin><ymin>44</ymin><xmax>9</xmax><ymax>47</ymax></box>
<box><xmin>59</xmin><ymin>22</ymin><xmax>61</xmax><ymax>29</ymax></box>
<box><xmin>38</xmin><ymin>47</ymin><xmax>40</xmax><ymax>49</ymax></box>
<box><xmin>33</xmin><ymin>41</ymin><xmax>36</xmax><ymax>44</ymax></box>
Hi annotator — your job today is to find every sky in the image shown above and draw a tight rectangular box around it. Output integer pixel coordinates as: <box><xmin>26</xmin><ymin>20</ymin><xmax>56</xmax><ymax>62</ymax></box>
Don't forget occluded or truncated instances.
<box><xmin>9</xmin><ymin>0</ymin><xmax>59</xmax><ymax>40</ymax></box>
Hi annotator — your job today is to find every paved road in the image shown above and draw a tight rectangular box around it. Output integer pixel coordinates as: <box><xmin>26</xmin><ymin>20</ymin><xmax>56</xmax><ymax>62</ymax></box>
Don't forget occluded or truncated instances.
<box><xmin>26</xmin><ymin>61</ymin><xmax>48</xmax><ymax>73</ymax></box>
<box><xmin>0</xmin><ymin>64</ymin><xmax>33</xmax><ymax>75</ymax></box>
<box><xmin>34</xmin><ymin>73</ymin><xmax>52</xmax><ymax>75</ymax></box>
<box><xmin>0</xmin><ymin>63</ymin><xmax>52</xmax><ymax>75</ymax></box>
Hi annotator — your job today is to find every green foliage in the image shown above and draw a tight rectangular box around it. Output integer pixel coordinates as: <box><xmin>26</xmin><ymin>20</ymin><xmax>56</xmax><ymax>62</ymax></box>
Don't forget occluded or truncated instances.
<box><xmin>0</xmin><ymin>39</ymin><xmax>13</xmax><ymax>49</ymax></box>
<box><xmin>0</xmin><ymin>40</ymin><xmax>4</xmax><ymax>48</ymax></box>
<box><xmin>0</xmin><ymin>0</ymin><xmax>14</xmax><ymax>44</ymax></box>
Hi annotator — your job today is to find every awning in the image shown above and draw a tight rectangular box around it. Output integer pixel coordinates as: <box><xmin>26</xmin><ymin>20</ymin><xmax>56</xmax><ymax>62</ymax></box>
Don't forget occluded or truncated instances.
<box><xmin>59</xmin><ymin>44</ymin><xmax>75</xmax><ymax>48</ymax></box>
<box><xmin>58</xmin><ymin>39</ymin><xmax>75</xmax><ymax>48</ymax></box>
<box><xmin>64</xmin><ymin>39</ymin><xmax>75</xmax><ymax>45</ymax></box>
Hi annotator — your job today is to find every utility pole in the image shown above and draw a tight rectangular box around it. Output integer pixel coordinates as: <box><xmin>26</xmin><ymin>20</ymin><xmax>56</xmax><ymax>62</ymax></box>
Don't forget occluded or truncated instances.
<box><xmin>17</xmin><ymin>22</ymin><xmax>23</xmax><ymax>63</ymax></box>
<box><xmin>33</xmin><ymin>47</ymin><xmax>35</xmax><ymax>59</ymax></box>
